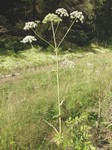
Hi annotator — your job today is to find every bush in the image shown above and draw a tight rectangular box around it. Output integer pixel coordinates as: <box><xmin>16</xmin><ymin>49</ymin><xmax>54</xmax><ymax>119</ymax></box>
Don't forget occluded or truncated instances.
<box><xmin>0</xmin><ymin>35</ymin><xmax>30</xmax><ymax>53</ymax></box>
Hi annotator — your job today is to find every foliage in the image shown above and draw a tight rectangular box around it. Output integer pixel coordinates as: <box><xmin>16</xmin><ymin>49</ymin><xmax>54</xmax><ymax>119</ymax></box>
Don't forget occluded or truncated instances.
<box><xmin>63</xmin><ymin>115</ymin><xmax>96</xmax><ymax>150</ymax></box>
<box><xmin>0</xmin><ymin>0</ymin><xmax>112</xmax><ymax>51</ymax></box>
<box><xmin>0</xmin><ymin>35</ymin><xmax>28</xmax><ymax>52</ymax></box>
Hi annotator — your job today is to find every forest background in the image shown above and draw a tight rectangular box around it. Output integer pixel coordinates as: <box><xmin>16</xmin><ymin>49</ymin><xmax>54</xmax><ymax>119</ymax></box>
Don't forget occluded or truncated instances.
<box><xmin>0</xmin><ymin>0</ymin><xmax>112</xmax><ymax>52</ymax></box>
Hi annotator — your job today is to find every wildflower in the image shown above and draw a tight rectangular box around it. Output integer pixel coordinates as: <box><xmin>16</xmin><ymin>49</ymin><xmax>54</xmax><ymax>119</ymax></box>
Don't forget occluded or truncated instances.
<box><xmin>55</xmin><ymin>8</ymin><xmax>69</xmax><ymax>17</ymax></box>
<box><xmin>23</xmin><ymin>21</ymin><xmax>37</xmax><ymax>30</ymax></box>
<box><xmin>70</xmin><ymin>11</ymin><xmax>84</xmax><ymax>23</ymax></box>
<box><xmin>21</xmin><ymin>35</ymin><xmax>37</xmax><ymax>43</ymax></box>
<box><xmin>35</xmin><ymin>20</ymin><xmax>41</xmax><ymax>24</ymax></box>
<box><xmin>87</xmin><ymin>63</ymin><xmax>93</xmax><ymax>69</ymax></box>
<box><xmin>60</xmin><ymin>59</ymin><xmax>75</xmax><ymax>69</ymax></box>
<box><xmin>95</xmin><ymin>70</ymin><xmax>100</xmax><ymax>75</ymax></box>
<box><xmin>42</xmin><ymin>13</ymin><xmax>62</xmax><ymax>24</ymax></box>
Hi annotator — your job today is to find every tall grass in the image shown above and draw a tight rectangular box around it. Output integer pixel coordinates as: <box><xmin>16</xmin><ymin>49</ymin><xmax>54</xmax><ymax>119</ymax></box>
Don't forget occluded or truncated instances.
<box><xmin>0</xmin><ymin>52</ymin><xmax>112</xmax><ymax>149</ymax></box>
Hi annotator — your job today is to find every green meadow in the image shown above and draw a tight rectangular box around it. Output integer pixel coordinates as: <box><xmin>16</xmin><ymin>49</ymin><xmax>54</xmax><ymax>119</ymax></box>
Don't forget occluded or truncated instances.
<box><xmin>0</xmin><ymin>46</ymin><xmax>112</xmax><ymax>149</ymax></box>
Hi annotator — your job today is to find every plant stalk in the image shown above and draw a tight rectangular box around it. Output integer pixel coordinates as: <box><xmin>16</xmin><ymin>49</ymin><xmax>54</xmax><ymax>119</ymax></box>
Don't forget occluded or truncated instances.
<box><xmin>32</xmin><ymin>29</ymin><xmax>54</xmax><ymax>49</ymax></box>
<box><xmin>57</xmin><ymin>20</ymin><xmax>75</xmax><ymax>48</ymax></box>
<box><xmin>51</xmin><ymin>21</ymin><xmax>62</xmax><ymax>134</ymax></box>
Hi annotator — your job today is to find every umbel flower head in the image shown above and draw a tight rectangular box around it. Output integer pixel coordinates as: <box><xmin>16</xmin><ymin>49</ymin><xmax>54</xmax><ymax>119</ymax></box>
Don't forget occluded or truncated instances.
<box><xmin>21</xmin><ymin>35</ymin><xmax>37</xmax><ymax>43</ymax></box>
<box><xmin>42</xmin><ymin>13</ymin><xmax>62</xmax><ymax>24</ymax></box>
<box><xmin>55</xmin><ymin>8</ymin><xmax>69</xmax><ymax>17</ymax></box>
<box><xmin>70</xmin><ymin>11</ymin><xmax>84</xmax><ymax>23</ymax></box>
<box><xmin>23</xmin><ymin>21</ymin><xmax>37</xmax><ymax>30</ymax></box>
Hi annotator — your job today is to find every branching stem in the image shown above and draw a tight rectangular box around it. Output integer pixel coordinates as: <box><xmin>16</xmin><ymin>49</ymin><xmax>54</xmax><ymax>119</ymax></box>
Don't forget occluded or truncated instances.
<box><xmin>57</xmin><ymin>20</ymin><xmax>75</xmax><ymax>48</ymax></box>
<box><xmin>32</xmin><ymin>19</ymin><xmax>76</xmax><ymax>137</ymax></box>
<box><xmin>43</xmin><ymin>119</ymin><xmax>59</xmax><ymax>134</ymax></box>
<box><xmin>32</xmin><ymin>29</ymin><xmax>54</xmax><ymax>49</ymax></box>
<box><xmin>54</xmin><ymin>22</ymin><xmax>60</xmax><ymax>35</ymax></box>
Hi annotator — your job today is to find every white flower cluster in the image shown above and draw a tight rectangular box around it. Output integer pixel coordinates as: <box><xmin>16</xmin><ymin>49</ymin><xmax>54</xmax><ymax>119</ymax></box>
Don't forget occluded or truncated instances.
<box><xmin>21</xmin><ymin>35</ymin><xmax>37</xmax><ymax>43</ymax></box>
<box><xmin>23</xmin><ymin>21</ymin><xmax>37</xmax><ymax>30</ymax></box>
<box><xmin>60</xmin><ymin>59</ymin><xmax>75</xmax><ymax>69</ymax></box>
<box><xmin>87</xmin><ymin>63</ymin><xmax>94</xmax><ymax>69</ymax></box>
<box><xmin>70</xmin><ymin>11</ymin><xmax>84</xmax><ymax>23</ymax></box>
<box><xmin>55</xmin><ymin>8</ymin><xmax>69</xmax><ymax>17</ymax></box>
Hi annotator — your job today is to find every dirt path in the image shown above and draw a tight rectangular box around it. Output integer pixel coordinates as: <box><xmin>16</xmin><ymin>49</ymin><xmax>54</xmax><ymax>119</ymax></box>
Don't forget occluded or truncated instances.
<box><xmin>0</xmin><ymin>63</ymin><xmax>56</xmax><ymax>83</ymax></box>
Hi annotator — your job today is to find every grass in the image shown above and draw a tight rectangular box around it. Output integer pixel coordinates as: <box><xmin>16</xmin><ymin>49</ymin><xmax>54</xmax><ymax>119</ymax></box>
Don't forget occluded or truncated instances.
<box><xmin>0</xmin><ymin>46</ymin><xmax>112</xmax><ymax>149</ymax></box>
<box><xmin>0</xmin><ymin>44</ymin><xmax>111</xmax><ymax>75</ymax></box>
<box><xmin>0</xmin><ymin>48</ymin><xmax>57</xmax><ymax>75</ymax></box>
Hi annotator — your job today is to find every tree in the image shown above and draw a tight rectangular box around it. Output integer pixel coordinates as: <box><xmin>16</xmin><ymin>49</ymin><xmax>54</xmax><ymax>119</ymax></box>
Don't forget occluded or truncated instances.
<box><xmin>95</xmin><ymin>0</ymin><xmax>112</xmax><ymax>41</ymax></box>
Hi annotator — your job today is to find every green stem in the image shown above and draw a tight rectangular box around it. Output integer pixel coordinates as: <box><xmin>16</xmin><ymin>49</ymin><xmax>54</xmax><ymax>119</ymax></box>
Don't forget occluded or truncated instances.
<box><xmin>56</xmin><ymin>49</ymin><xmax>61</xmax><ymax>134</ymax></box>
<box><xmin>98</xmin><ymin>86</ymin><xmax>101</xmax><ymax>125</ymax></box>
<box><xmin>32</xmin><ymin>29</ymin><xmax>54</xmax><ymax>49</ymax></box>
<box><xmin>51</xmin><ymin>21</ymin><xmax>61</xmax><ymax>134</ymax></box>
<box><xmin>43</xmin><ymin>119</ymin><xmax>59</xmax><ymax>134</ymax></box>
<box><xmin>57</xmin><ymin>20</ymin><xmax>75</xmax><ymax>48</ymax></box>
<box><xmin>30</xmin><ymin>42</ymin><xmax>34</xmax><ymax>49</ymax></box>
<box><xmin>51</xmin><ymin>21</ymin><xmax>57</xmax><ymax>48</ymax></box>
<box><xmin>54</xmin><ymin>22</ymin><xmax>60</xmax><ymax>35</ymax></box>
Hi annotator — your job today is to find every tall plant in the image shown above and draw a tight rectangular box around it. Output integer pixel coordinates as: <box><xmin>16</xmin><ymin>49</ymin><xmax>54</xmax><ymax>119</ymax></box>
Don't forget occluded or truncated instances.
<box><xmin>21</xmin><ymin>8</ymin><xmax>84</xmax><ymax>145</ymax></box>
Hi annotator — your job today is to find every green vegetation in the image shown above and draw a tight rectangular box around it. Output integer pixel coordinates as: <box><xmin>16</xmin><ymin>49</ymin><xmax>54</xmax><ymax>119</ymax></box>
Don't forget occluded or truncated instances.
<box><xmin>0</xmin><ymin>1</ymin><xmax>112</xmax><ymax>149</ymax></box>
<box><xmin>0</xmin><ymin>48</ymin><xmax>57</xmax><ymax>76</ymax></box>
<box><xmin>0</xmin><ymin>44</ymin><xmax>111</xmax><ymax>76</ymax></box>
<box><xmin>0</xmin><ymin>48</ymin><xmax>112</xmax><ymax>149</ymax></box>
<box><xmin>0</xmin><ymin>0</ymin><xmax>112</xmax><ymax>51</ymax></box>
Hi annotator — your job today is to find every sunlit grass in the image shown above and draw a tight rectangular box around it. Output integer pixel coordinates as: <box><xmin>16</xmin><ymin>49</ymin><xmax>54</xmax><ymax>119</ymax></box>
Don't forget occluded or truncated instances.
<box><xmin>0</xmin><ymin>44</ymin><xmax>111</xmax><ymax>76</ymax></box>
<box><xmin>0</xmin><ymin>49</ymin><xmax>112</xmax><ymax>149</ymax></box>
